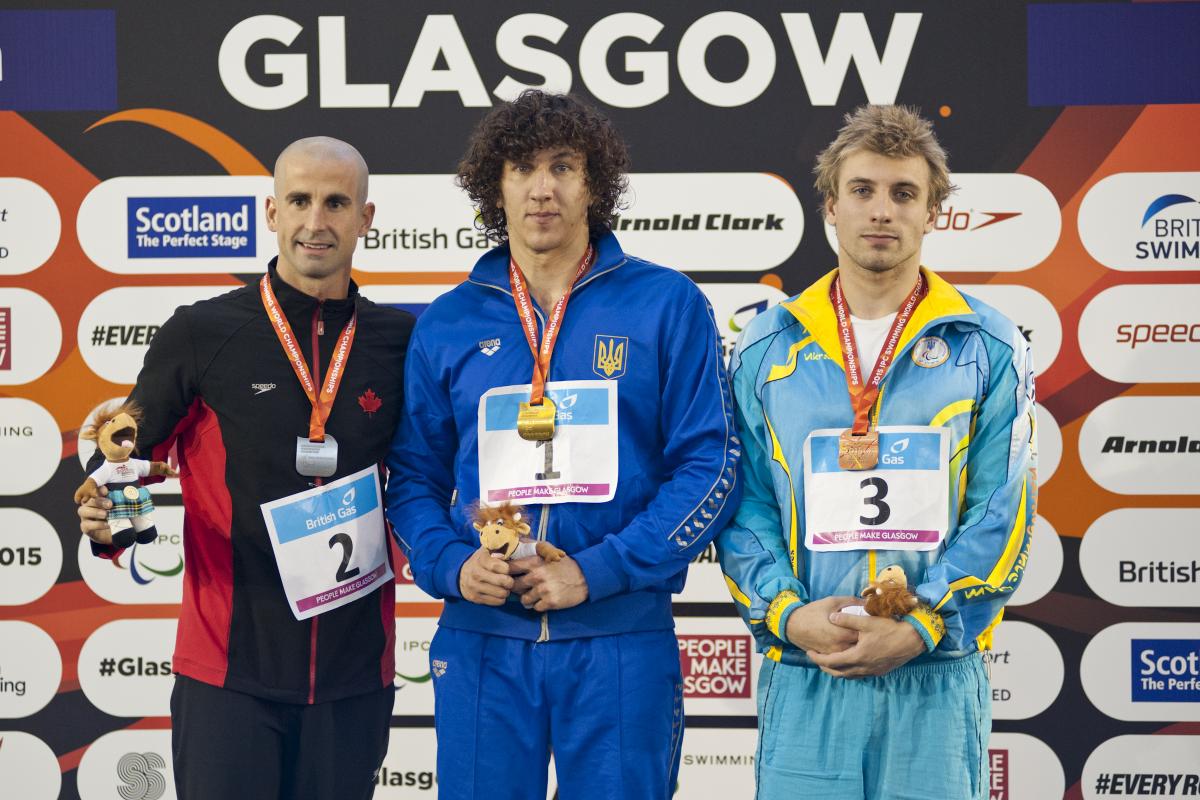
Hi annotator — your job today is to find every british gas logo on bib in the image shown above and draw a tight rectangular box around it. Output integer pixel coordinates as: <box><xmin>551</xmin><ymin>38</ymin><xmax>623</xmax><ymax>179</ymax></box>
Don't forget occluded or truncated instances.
<box><xmin>810</xmin><ymin>431</ymin><xmax>941</xmax><ymax>473</ymax></box>
<box><xmin>270</xmin><ymin>471</ymin><xmax>379</xmax><ymax>544</ymax></box>
<box><xmin>127</xmin><ymin>196</ymin><xmax>255</xmax><ymax>258</ymax></box>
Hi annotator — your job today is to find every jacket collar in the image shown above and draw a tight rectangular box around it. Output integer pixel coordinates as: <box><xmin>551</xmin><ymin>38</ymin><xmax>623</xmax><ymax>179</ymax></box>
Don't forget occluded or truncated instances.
<box><xmin>467</xmin><ymin>230</ymin><xmax>627</xmax><ymax>293</ymax></box>
<box><xmin>266</xmin><ymin>257</ymin><xmax>359</xmax><ymax>324</ymax></box>
<box><xmin>781</xmin><ymin>266</ymin><xmax>977</xmax><ymax>368</ymax></box>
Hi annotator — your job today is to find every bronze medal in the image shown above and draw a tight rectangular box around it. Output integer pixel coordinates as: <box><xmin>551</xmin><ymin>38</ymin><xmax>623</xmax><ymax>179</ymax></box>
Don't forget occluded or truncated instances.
<box><xmin>516</xmin><ymin>397</ymin><xmax>557</xmax><ymax>441</ymax></box>
<box><xmin>838</xmin><ymin>428</ymin><xmax>879</xmax><ymax>471</ymax></box>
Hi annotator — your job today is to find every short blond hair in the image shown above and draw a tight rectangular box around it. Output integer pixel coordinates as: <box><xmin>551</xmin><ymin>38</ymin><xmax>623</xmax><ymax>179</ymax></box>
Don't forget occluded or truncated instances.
<box><xmin>814</xmin><ymin>105</ymin><xmax>954</xmax><ymax>211</ymax></box>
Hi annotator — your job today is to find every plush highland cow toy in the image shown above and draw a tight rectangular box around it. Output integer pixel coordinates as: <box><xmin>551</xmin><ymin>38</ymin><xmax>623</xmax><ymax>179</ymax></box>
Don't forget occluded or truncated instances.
<box><xmin>74</xmin><ymin>402</ymin><xmax>177</xmax><ymax>548</ymax></box>
<box><xmin>472</xmin><ymin>502</ymin><xmax>565</xmax><ymax>562</ymax></box>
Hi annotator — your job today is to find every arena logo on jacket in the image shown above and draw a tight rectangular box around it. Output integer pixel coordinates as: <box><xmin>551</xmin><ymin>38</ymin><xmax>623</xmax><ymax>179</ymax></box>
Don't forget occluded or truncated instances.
<box><xmin>593</xmin><ymin>334</ymin><xmax>628</xmax><ymax>379</ymax></box>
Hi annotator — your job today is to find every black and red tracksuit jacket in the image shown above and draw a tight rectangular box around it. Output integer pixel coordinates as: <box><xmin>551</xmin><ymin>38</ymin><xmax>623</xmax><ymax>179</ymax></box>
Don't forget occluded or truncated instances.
<box><xmin>88</xmin><ymin>260</ymin><xmax>414</xmax><ymax>704</ymax></box>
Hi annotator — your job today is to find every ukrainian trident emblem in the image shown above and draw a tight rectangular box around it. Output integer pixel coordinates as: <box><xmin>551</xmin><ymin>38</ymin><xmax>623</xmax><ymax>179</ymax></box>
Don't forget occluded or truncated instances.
<box><xmin>593</xmin><ymin>334</ymin><xmax>628</xmax><ymax>379</ymax></box>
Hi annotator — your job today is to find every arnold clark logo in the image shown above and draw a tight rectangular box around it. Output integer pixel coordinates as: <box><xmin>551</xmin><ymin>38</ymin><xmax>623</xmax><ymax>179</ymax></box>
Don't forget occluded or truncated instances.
<box><xmin>1082</xmin><ymin>623</ymin><xmax>1200</xmax><ymax>721</ymax></box>
<box><xmin>1079</xmin><ymin>173</ymin><xmax>1200</xmax><ymax>271</ymax></box>
<box><xmin>616</xmin><ymin>174</ymin><xmax>803</xmax><ymax>270</ymax></box>
<box><xmin>1080</xmin><ymin>284</ymin><xmax>1200</xmax><ymax>383</ymax></box>
<box><xmin>78</xmin><ymin>176</ymin><xmax>272</xmax><ymax>274</ymax></box>
<box><xmin>1079</xmin><ymin>396</ymin><xmax>1200</xmax><ymax>495</ymax></box>
<box><xmin>824</xmin><ymin>173</ymin><xmax>1060</xmax><ymax>271</ymax></box>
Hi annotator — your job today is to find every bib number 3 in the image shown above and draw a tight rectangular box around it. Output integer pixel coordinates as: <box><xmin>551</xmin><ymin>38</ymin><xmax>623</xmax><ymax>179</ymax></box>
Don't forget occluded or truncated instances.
<box><xmin>859</xmin><ymin>477</ymin><xmax>891</xmax><ymax>526</ymax></box>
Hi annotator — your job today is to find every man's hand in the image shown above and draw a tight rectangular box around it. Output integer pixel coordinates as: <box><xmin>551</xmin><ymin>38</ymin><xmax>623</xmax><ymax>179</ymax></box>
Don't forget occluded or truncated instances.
<box><xmin>806</xmin><ymin>612</ymin><xmax>926</xmax><ymax>678</ymax></box>
<box><xmin>78</xmin><ymin>486</ymin><xmax>114</xmax><ymax>546</ymax></box>
<box><xmin>458</xmin><ymin>546</ymin><xmax>514</xmax><ymax>606</ymax></box>
<box><xmin>511</xmin><ymin>555</ymin><xmax>588</xmax><ymax>612</ymax></box>
<box><xmin>784</xmin><ymin>595</ymin><xmax>862</xmax><ymax>654</ymax></box>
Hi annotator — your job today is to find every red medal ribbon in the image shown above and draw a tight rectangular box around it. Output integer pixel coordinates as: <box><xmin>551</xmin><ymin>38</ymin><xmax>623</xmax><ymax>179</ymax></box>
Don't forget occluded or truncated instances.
<box><xmin>831</xmin><ymin>272</ymin><xmax>926</xmax><ymax>435</ymax></box>
<box><xmin>260</xmin><ymin>274</ymin><xmax>357</xmax><ymax>441</ymax></box>
<box><xmin>509</xmin><ymin>245</ymin><xmax>593</xmax><ymax>406</ymax></box>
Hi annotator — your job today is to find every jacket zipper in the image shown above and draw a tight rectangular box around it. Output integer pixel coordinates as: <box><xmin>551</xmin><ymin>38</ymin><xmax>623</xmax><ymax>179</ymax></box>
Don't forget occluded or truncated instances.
<box><xmin>536</xmin><ymin>505</ymin><xmax>551</xmax><ymax>642</ymax></box>
<box><xmin>308</xmin><ymin>301</ymin><xmax>324</xmax><ymax>703</ymax></box>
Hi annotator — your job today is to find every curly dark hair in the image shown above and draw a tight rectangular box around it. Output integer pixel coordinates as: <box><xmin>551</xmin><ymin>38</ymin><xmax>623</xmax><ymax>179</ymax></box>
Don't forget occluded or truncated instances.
<box><xmin>456</xmin><ymin>90</ymin><xmax>630</xmax><ymax>243</ymax></box>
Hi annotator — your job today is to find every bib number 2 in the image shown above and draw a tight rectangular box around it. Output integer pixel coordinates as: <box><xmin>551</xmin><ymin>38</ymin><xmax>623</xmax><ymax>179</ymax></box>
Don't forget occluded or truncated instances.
<box><xmin>329</xmin><ymin>532</ymin><xmax>361</xmax><ymax>582</ymax></box>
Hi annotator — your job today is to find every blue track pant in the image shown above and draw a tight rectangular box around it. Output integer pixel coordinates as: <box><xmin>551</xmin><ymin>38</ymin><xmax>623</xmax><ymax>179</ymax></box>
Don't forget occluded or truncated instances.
<box><xmin>755</xmin><ymin>654</ymin><xmax>990</xmax><ymax>800</ymax></box>
<box><xmin>429</xmin><ymin>627</ymin><xmax>684</xmax><ymax>800</ymax></box>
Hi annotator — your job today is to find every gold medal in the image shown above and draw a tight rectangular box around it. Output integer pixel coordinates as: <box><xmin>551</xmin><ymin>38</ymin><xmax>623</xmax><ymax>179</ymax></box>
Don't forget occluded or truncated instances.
<box><xmin>516</xmin><ymin>397</ymin><xmax>557</xmax><ymax>441</ymax></box>
<box><xmin>838</xmin><ymin>428</ymin><xmax>879</xmax><ymax>471</ymax></box>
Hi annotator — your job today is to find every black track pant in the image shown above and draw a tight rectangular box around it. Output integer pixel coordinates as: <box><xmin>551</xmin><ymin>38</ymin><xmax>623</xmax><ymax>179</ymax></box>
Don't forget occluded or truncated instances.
<box><xmin>170</xmin><ymin>675</ymin><xmax>393</xmax><ymax>800</ymax></box>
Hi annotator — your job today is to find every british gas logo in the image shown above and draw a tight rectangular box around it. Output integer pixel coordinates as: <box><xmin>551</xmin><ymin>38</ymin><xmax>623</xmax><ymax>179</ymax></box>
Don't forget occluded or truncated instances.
<box><xmin>593</xmin><ymin>334</ymin><xmax>628</xmax><ymax>379</ymax></box>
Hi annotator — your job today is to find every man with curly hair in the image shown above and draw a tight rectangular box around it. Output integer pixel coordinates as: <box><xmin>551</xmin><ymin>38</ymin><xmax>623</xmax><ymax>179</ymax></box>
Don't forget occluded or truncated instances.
<box><xmin>385</xmin><ymin>90</ymin><xmax>740</xmax><ymax>799</ymax></box>
<box><xmin>718</xmin><ymin>105</ymin><xmax>1036</xmax><ymax>799</ymax></box>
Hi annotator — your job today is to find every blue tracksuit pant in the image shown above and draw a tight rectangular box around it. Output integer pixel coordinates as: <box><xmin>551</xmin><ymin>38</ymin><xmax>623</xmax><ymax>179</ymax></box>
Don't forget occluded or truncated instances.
<box><xmin>755</xmin><ymin>654</ymin><xmax>990</xmax><ymax>800</ymax></box>
<box><xmin>429</xmin><ymin>627</ymin><xmax>684</xmax><ymax>800</ymax></box>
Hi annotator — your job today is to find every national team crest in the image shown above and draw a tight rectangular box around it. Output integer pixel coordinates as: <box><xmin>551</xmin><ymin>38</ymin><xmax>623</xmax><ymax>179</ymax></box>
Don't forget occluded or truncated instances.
<box><xmin>593</xmin><ymin>334</ymin><xmax>628</xmax><ymax>379</ymax></box>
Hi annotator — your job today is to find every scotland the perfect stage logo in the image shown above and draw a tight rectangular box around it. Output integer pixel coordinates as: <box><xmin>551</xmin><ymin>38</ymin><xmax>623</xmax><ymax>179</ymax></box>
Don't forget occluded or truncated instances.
<box><xmin>127</xmin><ymin>196</ymin><xmax>255</xmax><ymax>258</ymax></box>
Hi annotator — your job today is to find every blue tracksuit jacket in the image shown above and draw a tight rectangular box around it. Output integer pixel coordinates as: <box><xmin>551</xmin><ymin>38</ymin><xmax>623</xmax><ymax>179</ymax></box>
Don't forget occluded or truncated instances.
<box><xmin>384</xmin><ymin>231</ymin><xmax>740</xmax><ymax>640</ymax></box>
<box><xmin>717</xmin><ymin>267</ymin><xmax>1037</xmax><ymax>663</ymax></box>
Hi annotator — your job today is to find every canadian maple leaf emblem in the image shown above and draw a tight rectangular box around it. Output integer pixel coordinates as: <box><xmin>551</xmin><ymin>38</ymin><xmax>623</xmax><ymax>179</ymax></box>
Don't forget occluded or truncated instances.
<box><xmin>358</xmin><ymin>389</ymin><xmax>382</xmax><ymax>416</ymax></box>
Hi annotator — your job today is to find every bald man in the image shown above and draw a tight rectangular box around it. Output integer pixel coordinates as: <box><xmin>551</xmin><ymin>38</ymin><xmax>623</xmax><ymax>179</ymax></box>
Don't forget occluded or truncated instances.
<box><xmin>77</xmin><ymin>138</ymin><xmax>414</xmax><ymax>799</ymax></box>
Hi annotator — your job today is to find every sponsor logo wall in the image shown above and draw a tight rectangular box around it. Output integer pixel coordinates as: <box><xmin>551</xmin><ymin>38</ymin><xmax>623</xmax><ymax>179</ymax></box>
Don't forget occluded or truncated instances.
<box><xmin>987</xmin><ymin>732</ymin><xmax>1066</xmax><ymax>800</ymax></box>
<box><xmin>1082</xmin><ymin>736</ymin><xmax>1200</xmax><ymax>800</ymax></box>
<box><xmin>0</xmin><ymin>5</ymin><xmax>1196</xmax><ymax>798</ymax></box>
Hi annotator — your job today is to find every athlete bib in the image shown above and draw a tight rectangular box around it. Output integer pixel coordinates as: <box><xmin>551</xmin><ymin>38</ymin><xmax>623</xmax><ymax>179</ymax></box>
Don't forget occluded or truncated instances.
<box><xmin>803</xmin><ymin>425</ymin><xmax>950</xmax><ymax>552</ymax></box>
<box><xmin>260</xmin><ymin>465</ymin><xmax>393</xmax><ymax>620</ymax></box>
<box><xmin>478</xmin><ymin>379</ymin><xmax>618</xmax><ymax>505</ymax></box>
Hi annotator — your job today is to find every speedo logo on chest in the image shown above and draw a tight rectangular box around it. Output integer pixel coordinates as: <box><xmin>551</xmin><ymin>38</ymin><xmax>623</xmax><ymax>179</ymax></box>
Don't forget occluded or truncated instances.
<box><xmin>251</xmin><ymin>383</ymin><xmax>276</xmax><ymax>395</ymax></box>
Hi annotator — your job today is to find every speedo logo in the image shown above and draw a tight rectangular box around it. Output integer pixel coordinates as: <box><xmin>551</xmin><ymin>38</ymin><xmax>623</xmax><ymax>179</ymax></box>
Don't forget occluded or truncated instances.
<box><xmin>251</xmin><ymin>383</ymin><xmax>276</xmax><ymax>395</ymax></box>
<box><xmin>932</xmin><ymin>207</ymin><xmax>1020</xmax><ymax>232</ymax></box>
